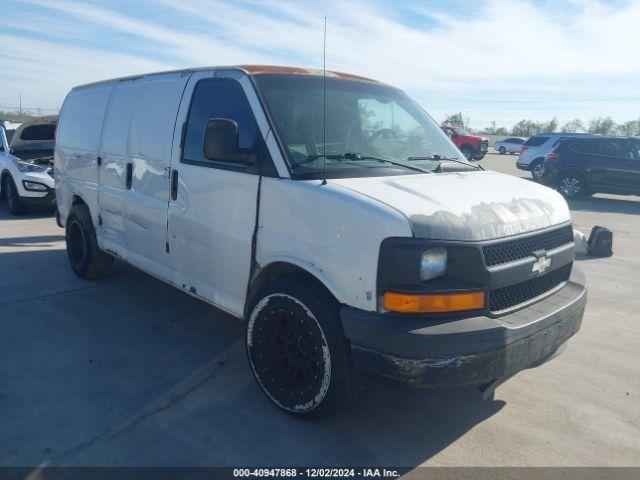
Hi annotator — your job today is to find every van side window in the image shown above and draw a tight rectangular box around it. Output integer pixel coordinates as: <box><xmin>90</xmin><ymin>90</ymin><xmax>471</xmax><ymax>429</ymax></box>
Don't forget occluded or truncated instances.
<box><xmin>182</xmin><ymin>79</ymin><xmax>259</xmax><ymax>166</ymax></box>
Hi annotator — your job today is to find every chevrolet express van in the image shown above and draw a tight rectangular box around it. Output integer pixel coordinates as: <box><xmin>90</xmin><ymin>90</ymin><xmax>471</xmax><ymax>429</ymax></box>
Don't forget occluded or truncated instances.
<box><xmin>55</xmin><ymin>66</ymin><xmax>587</xmax><ymax>418</ymax></box>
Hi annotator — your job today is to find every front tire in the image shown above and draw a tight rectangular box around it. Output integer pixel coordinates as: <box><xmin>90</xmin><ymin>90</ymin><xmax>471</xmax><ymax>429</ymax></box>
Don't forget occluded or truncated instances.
<box><xmin>3</xmin><ymin>176</ymin><xmax>27</xmax><ymax>215</ymax></box>
<box><xmin>65</xmin><ymin>204</ymin><xmax>113</xmax><ymax>279</ymax></box>
<box><xmin>246</xmin><ymin>277</ymin><xmax>360</xmax><ymax>418</ymax></box>
<box><xmin>460</xmin><ymin>145</ymin><xmax>474</xmax><ymax>161</ymax></box>
<box><xmin>498</xmin><ymin>146</ymin><xmax>506</xmax><ymax>155</ymax></box>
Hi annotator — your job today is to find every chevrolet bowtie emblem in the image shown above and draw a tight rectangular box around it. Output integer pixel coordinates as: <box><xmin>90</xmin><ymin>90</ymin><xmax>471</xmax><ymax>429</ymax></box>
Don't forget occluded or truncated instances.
<box><xmin>532</xmin><ymin>253</ymin><xmax>552</xmax><ymax>275</ymax></box>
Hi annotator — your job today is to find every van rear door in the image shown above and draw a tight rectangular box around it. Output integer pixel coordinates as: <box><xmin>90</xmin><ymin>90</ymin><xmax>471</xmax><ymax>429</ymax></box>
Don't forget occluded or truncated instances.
<box><xmin>167</xmin><ymin>71</ymin><xmax>264</xmax><ymax>317</ymax></box>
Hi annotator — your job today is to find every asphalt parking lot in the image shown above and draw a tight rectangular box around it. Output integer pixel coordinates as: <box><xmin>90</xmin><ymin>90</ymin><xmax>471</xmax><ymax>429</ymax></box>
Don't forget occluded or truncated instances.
<box><xmin>1</xmin><ymin>152</ymin><xmax>639</xmax><ymax>468</ymax></box>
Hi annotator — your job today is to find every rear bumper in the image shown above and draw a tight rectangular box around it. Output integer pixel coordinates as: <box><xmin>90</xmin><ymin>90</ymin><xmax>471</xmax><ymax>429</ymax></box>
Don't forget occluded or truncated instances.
<box><xmin>341</xmin><ymin>268</ymin><xmax>586</xmax><ymax>387</ymax></box>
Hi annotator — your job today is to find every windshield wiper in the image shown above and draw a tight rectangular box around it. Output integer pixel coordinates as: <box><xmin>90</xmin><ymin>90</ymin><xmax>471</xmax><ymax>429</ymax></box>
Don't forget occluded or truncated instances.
<box><xmin>295</xmin><ymin>152</ymin><xmax>430</xmax><ymax>173</ymax></box>
<box><xmin>406</xmin><ymin>155</ymin><xmax>484</xmax><ymax>171</ymax></box>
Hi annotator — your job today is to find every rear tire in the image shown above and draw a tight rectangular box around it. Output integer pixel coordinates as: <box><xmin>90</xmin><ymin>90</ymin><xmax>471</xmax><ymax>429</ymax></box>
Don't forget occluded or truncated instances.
<box><xmin>65</xmin><ymin>204</ymin><xmax>113</xmax><ymax>279</ymax></box>
<box><xmin>531</xmin><ymin>159</ymin><xmax>545</xmax><ymax>181</ymax></box>
<box><xmin>3</xmin><ymin>175</ymin><xmax>27</xmax><ymax>215</ymax></box>
<box><xmin>498</xmin><ymin>146</ymin><xmax>506</xmax><ymax>155</ymax></box>
<box><xmin>246</xmin><ymin>276</ymin><xmax>361</xmax><ymax>419</ymax></box>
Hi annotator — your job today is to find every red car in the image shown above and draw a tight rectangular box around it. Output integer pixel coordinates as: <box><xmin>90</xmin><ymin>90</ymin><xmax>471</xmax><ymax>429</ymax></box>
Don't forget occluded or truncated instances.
<box><xmin>441</xmin><ymin>125</ymin><xmax>489</xmax><ymax>161</ymax></box>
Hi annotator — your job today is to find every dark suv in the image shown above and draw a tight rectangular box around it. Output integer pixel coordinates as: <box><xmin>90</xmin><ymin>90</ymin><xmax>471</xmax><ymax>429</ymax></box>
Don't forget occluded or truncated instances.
<box><xmin>542</xmin><ymin>136</ymin><xmax>640</xmax><ymax>198</ymax></box>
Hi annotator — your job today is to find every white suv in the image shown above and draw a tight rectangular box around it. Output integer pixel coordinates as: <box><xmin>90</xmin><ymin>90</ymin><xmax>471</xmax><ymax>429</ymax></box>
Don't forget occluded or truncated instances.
<box><xmin>516</xmin><ymin>132</ymin><xmax>592</xmax><ymax>180</ymax></box>
<box><xmin>1</xmin><ymin>118</ymin><xmax>57</xmax><ymax>214</ymax></box>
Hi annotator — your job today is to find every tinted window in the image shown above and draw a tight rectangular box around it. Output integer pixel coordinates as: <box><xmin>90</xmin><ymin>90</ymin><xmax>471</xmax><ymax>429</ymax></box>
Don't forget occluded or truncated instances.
<box><xmin>598</xmin><ymin>139</ymin><xmax>633</xmax><ymax>158</ymax></box>
<box><xmin>524</xmin><ymin>136</ymin><xmax>548</xmax><ymax>147</ymax></box>
<box><xmin>183</xmin><ymin>79</ymin><xmax>258</xmax><ymax>164</ymax></box>
<box><xmin>631</xmin><ymin>141</ymin><xmax>640</xmax><ymax>160</ymax></box>
<box><xmin>20</xmin><ymin>124</ymin><xmax>56</xmax><ymax>141</ymax></box>
<box><xmin>568</xmin><ymin>139</ymin><xmax>600</xmax><ymax>154</ymax></box>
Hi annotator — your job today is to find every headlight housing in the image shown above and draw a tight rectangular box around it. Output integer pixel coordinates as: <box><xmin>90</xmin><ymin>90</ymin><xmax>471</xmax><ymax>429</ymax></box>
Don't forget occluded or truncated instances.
<box><xmin>420</xmin><ymin>247</ymin><xmax>447</xmax><ymax>281</ymax></box>
<box><xmin>22</xmin><ymin>180</ymin><xmax>48</xmax><ymax>191</ymax></box>
<box><xmin>13</xmin><ymin>159</ymin><xmax>46</xmax><ymax>173</ymax></box>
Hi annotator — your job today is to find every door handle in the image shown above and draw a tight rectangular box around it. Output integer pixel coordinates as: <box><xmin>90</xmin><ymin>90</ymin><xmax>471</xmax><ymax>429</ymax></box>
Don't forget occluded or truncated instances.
<box><xmin>171</xmin><ymin>169</ymin><xmax>178</xmax><ymax>201</ymax></box>
<box><xmin>126</xmin><ymin>162</ymin><xmax>133</xmax><ymax>190</ymax></box>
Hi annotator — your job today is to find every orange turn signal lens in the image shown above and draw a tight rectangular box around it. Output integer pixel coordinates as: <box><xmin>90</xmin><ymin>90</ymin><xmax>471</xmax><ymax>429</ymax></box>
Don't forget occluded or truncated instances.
<box><xmin>383</xmin><ymin>291</ymin><xmax>485</xmax><ymax>313</ymax></box>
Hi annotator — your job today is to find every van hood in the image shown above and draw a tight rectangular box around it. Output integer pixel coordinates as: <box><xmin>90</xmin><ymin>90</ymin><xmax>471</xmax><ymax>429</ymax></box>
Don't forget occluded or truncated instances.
<box><xmin>330</xmin><ymin>171</ymin><xmax>570</xmax><ymax>241</ymax></box>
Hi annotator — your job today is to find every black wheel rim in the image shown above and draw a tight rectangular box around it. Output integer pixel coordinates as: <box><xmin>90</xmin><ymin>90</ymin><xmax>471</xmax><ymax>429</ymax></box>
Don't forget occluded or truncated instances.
<box><xmin>250</xmin><ymin>302</ymin><xmax>327</xmax><ymax>408</ymax></box>
<box><xmin>68</xmin><ymin>221</ymin><xmax>87</xmax><ymax>265</ymax></box>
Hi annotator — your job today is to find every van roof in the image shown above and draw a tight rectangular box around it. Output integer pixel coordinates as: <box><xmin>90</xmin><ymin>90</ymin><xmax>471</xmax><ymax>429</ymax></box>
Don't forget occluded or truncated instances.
<box><xmin>72</xmin><ymin>65</ymin><xmax>384</xmax><ymax>91</ymax></box>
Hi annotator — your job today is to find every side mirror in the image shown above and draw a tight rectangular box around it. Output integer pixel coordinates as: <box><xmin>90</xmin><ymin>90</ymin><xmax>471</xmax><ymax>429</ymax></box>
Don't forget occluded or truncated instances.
<box><xmin>203</xmin><ymin>118</ymin><xmax>256</xmax><ymax>165</ymax></box>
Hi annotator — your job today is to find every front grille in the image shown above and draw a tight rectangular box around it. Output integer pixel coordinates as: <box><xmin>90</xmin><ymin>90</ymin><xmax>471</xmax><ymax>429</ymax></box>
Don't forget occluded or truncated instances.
<box><xmin>483</xmin><ymin>226</ymin><xmax>573</xmax><ymax>267</ymax></box>
<box><xmin>489</xmin><ymin>264</ymin><xmax>572</xmax><ymax>313</ymax></box>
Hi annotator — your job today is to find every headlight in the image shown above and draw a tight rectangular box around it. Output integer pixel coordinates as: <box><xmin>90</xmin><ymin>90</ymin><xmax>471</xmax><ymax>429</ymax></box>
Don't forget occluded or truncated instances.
<box><xmin>22</xmin><ymin>180</ymin><xmax>48</xmax><ymax>191</ymax></box>
<box><xmin>14</xmin><ymin>159</ymin><xmax>46</xmax><ymax>173</ymax></box>
<box><xmin>420</xmin><ymin>247</ymin><xmax>447</xmax><ymax>281</ymax></box>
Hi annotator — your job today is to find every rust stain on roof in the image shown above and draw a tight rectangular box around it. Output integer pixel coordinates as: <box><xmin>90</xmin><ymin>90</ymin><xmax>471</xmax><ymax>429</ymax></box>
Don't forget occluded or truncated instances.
<box><xmin>238</xmin><ymin>65</ymin><xmax>383</xmax><ymax>84</ymax></box>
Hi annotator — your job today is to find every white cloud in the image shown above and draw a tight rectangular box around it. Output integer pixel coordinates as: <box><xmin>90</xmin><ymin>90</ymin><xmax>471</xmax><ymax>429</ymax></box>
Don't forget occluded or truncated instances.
<box><xmin>3</xmin><ymin>0</ymin><xmax>640</xmax><ymax>126</ymax></box>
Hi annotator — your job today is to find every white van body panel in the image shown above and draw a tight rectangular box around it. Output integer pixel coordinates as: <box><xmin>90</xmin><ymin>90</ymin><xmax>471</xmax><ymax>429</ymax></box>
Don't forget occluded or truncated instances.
<box><xmin>256</xmin><ymin>178</ymin><xmax>413</xmax><ymax>311</ymax></box>
<box><xmin>331</xmin><ymin>171</ymin><xmax>571</xmax><ymax>241</ymax></box>
<box><xmin>121</xmin><ymin>72</ymin><xmax>189</xmax><ymax>279</ymax></box>
<box><xmin>98</xmin><ymin>79</ymin><xmax>138</xmax><ymax>259</ymax></box>
<box><xmin>56</xmin><ymin>85</ymin><xmax>112</xmax><ymax>225</ymax></box>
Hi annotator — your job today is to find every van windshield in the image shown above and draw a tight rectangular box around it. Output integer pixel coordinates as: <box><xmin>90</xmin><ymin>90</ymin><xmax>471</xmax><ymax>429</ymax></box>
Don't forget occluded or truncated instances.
<box><xmin>254</xmin><ymin>75</ymin><xmax>463</xmax><ymax>179</ymax></box>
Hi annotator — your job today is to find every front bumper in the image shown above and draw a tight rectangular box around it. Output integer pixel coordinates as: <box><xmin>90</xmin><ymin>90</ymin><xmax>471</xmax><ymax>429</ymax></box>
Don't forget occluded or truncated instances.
<box><xmin>21</xmin><ymin>187</ymin><xmax>56</xmax><ymax>207</ymax></box>
<box><xmin>341</xmin><ymin>268</ymin><xmax>586</xmax><ymax>387</ymax></box>
<box><xmin>516</xmin><ymin>163</ymin><xmax>531</xmax><ymax>171</ymax></box>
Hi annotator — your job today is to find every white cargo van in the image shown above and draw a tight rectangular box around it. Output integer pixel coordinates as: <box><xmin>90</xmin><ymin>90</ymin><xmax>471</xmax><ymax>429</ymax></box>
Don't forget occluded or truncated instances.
<box><xmin>56</xmin><ymin>66</ymin><xmax>587</xmax><ymax>417</ymax></box>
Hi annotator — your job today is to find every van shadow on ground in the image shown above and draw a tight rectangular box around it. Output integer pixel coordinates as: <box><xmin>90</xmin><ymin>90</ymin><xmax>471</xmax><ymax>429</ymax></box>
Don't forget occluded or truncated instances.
<box><xmin>0</xmin><ymin>244</ymin><xmax>505</xmax><ymax>468</ymax></box>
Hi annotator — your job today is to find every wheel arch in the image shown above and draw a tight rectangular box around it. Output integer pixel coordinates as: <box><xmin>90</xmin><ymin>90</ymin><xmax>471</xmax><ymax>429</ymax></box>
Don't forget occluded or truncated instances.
<box><xmin>0</xmin><ymin>168</ymin><xmax>13</xmax><ymax>195</ymax></box>
<box><xmin>460</xmin><ymin>143</ymin><xmax>475</xmax><ymax>152</ymax></box>
<box><xmin>246</xmin><ymin>260</ymin><xmax>340</xmax><ymax>318</ymax></box>
<box><xmin>556</xmin><ymin>167</ymin><xmax>589</xmax><ymax>187</ymax></box>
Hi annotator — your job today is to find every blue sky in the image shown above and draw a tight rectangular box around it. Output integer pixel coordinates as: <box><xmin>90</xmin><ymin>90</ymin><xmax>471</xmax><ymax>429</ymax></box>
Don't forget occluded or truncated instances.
<box><xmin>1</xmin><ymin>0</ymin><xmax>639</xmax><ymax>129</ymax></box>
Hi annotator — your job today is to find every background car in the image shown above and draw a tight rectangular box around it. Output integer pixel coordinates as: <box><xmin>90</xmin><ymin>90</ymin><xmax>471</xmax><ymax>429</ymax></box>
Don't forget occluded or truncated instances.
<box><xmin>0</xmin><ymin>116</ymin><xmax>57</xmax><ymax>214</ymax></box>
<box><xmin>440</xmin><ymin>125</ymin><xmax>489</xmax><ymax>160</ymax></box>
<box><xmin>516</xmin><ymin>132</ymin><xmax>593</xmax><ymax>180</ymax></box>
<box><xmin>494</xmin><ymin>137</ymin><xmax>526</xmax><ymax>155</ymax></box>
<box><xmin>542</xmin><ymin>136</ymin><xmax>640</xmax><ymax>198</ymax></box>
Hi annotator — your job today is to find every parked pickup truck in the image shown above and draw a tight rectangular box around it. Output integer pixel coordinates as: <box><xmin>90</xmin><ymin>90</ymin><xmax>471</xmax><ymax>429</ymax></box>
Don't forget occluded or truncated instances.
<box><xmin>441</xmin><ymin>125</ymin><xmax>489</xmax><ymax>160</ymax></box>
<box><xmin>55</xmin><ymin>66</ymin><xmax>587</xmax><ymax>418</ymax></box>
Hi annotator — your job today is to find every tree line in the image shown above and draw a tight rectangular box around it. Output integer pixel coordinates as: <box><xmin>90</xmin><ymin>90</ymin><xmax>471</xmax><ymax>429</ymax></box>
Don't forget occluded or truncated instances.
<box><xmin>443</xmin><ymin>113</ymin><xmax>640</xmax><ymax>137</ymax></box>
